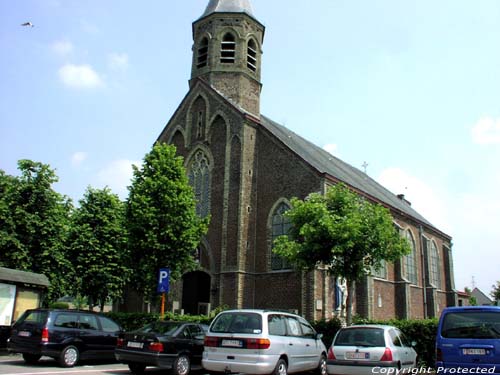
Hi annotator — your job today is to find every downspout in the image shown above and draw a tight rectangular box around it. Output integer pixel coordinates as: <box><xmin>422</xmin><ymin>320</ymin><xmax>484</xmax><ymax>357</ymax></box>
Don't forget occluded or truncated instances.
<box><xmin>419</xmin><ymin>225</ymin><xmax>428</xmax><ymax>319</ymax></box>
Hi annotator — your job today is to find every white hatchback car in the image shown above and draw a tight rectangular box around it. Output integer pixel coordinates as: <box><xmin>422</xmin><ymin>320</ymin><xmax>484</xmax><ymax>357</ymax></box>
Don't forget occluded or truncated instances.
<box><xmin>326</xmin><ymin>325</ymin><xmax>417</xmax><ymax>375</ymax></box>
<box><xmin>202</xmin><ymin>309</ymin><xmax>327</xmax><ymax>375</ymax></box>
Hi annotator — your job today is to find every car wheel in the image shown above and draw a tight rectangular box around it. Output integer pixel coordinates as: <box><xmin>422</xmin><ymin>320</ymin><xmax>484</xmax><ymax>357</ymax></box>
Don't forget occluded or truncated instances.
<box><xmin>316</xmin><ymin>355</ymin><xmax>327</xmax><ymax>375</ymax></box>
<box><xmin>128</xmin><ymin>363</ymin><xmax>146</xmax><ymax>374</ymax></box>
<box><xmin>58</xmin><ymin>345</ymin><xmax>79</xmax><ymax>367</ymax></box>
<box><xmin>22</xmin><ymin>353</ymin><xmax>41</xmax><ymax>364</ymax></box>
<box><xmin>173</xmin><ymin>354</ymin><xmax>191</xmax><ymax>375</ymax></box>
<box><xmin>272</xmin><ymin>358</ymin><xmax>288</xmax><ymax>375</ymax></box>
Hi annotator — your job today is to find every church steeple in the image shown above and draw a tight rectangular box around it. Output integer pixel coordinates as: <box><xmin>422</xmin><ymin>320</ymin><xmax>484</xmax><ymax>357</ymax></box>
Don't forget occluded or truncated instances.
<box><xmin>190</xmin><ymin>0</ymin><xmax>265</xmax><ymax>117</ymax></box>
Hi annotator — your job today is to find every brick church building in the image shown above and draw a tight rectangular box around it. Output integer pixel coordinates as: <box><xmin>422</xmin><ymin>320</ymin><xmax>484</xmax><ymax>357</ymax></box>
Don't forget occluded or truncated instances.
<box><xmin>156</xmin><ymin>0</ymin><xmax>456</xmax><ymax>321</ymax></box>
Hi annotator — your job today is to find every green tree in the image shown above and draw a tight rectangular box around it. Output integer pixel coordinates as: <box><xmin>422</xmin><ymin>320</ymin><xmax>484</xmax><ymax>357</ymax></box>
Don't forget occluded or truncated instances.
<box><xmin>491</xmin><ymin>281</ymin><xmax>500</xmax><ymax>305</ymax></box>
<box><xmin>68</xmin><ymin>187</ymin><xmax>130</xmax><ymax>311</ymax></box>
<box><xmin>0</xmin><ymin>160</ymin><xmax>73</xmax><ymax>300</ymax></box>
<box><xmin>126</xmin><ymin>143</ymin><xmax>209</xmax><ymax>301</ymax></box>
<box><xmin>274</xmin><ymin>183</ymin><xmax>411</xmax><ymax>325</ymax></box>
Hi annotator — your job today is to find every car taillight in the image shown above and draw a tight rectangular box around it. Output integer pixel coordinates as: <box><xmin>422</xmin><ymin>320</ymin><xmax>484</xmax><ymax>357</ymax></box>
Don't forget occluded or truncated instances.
<box><xmin>204</xmin><ymin>336</ymin><xmax>219</xmax><ymax>347</ymax></box>
<box><xmin>436</xmin><ymin>348</ymin><xmax>443</xmax><ymax>362</ymax></box>
<box><xmin>246</xmin><ymin>338</ymin><xmax>270</xmax><ymax>350</ymax></box>
<box><xmin>380</xmin><ymin>347</ymin><xmax>393</xmax><ymax>362</ymax></box>
<box><xmin>149</xmin><ymin>342</ymin><xmax>164</xmax><ymax>352</ymax></box>
<box><xmin>327</xmin><ymin>347</ymin><xmax>336</xmax><ymax>360</ymax></box>
<box><xmin>41</xmin><ymin>327</ymin><xmax>49</xmax><ymax>343</ymax></box>
<box><xmin>117</xmin><ymin>338</ymin><xmax>124</xmax><ymax>347</ymax></box>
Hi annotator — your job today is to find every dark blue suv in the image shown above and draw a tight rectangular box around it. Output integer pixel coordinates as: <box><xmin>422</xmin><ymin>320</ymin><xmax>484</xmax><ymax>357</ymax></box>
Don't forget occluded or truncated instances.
<box><xmin>436</xmin><ymin>306</ymin><xmax>500</xmax><ymax>373</ymax></box>
<box><xmin>8</xmin><ymin>308</ymin><xmax>121</xmax><ymax>367</ymax></box>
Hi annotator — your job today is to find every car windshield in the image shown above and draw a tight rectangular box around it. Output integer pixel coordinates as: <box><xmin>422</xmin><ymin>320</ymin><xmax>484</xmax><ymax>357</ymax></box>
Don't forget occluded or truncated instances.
<box><xmin>210</xmin><ymin>312</ymin><xmax>262</xmax><ymax>334</ymax></box>
<box><xmin>334</xmin><ymin>327</ymin><xmax>386</xmax><ymax>347</ymax></box>
<box><xmin>442</xmin><ymin>311</ymin><xmax>500</xmax><ymax>339</ymax></box>
<box><xmin>137</xmin><ymin>322</ymin><xmax>183</xmax><ymax>336</ymax></box>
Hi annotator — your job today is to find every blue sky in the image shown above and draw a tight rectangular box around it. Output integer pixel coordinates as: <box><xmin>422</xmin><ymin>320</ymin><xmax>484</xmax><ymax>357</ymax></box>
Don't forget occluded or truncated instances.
<box><xmin>1</xmin><ymin>1</ymin><xmax>499</xmax><ymax>297</ymax></box>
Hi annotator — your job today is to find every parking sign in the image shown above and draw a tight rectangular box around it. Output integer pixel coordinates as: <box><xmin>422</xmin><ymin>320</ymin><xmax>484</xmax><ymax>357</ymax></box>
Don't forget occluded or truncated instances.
<box><xmin>157</xmin><ymin>268</ymin><xmax>170</xmax><ymax>294</ymax></box>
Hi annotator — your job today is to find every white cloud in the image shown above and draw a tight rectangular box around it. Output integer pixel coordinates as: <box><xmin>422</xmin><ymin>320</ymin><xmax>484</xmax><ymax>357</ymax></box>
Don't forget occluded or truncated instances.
<box><xmin>108</xmin><ymin>53</ymin><xmax>129</xmax><ymax>71</ymax></box>
<box><xmin>323</xmin><ymin>143</ymin><xmax>339</xmax><ymax>156</ymax></box>
<box><xmin>59</xmin><ymin>64</ymin><xmax>103</xmax><ymax>89</ymax></box>
<box><xmin>51</xmin><ymin>40</ymin><xmax>73</xmax><ymax>57</ymax></box>
<box><xmin>71</xmin><ymin>152</ymin><xmax>87</xmax><ymax>166</ymax></box>
<box><xmin>377</xmin><ymin>167</ymin><xmax>450</xmax><ymax>232</ymax></box>
<box><xmin>96</xmin><ymin>159</ymin><xmax>140</xmax><ymax>199</ymax></box>
<box><xmin>471</xmin><ymin>116</ymin><xmax>500</xmax><ymax>144</ymax></box>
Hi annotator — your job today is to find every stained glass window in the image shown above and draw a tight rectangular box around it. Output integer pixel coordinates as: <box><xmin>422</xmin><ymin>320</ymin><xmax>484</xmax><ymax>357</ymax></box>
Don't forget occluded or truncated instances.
<box><xmin>188</xmin><ymin>151</ymin><xmax>210</xmax><ymax>218</ymax></box>
<box><xmin>271</xmin><ymin>202</ymin><xmax>292</xmax><ymax>270</ymax></box>
<box><xmin>404</xmin><ymin>230</ymin><xmax>418</xmax><ymax>285</ymax></box>
<box><xmin>430</xmin><ymin>240</ymin><xmax>441</xmax><ymax>289</ymax></box>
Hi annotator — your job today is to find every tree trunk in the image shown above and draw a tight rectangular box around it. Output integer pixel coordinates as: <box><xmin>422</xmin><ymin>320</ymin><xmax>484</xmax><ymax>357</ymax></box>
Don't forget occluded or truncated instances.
<box><xmin>346</xmin><ymin>279</ymin><xmax>356</xmax><ymax>326</ymax></box>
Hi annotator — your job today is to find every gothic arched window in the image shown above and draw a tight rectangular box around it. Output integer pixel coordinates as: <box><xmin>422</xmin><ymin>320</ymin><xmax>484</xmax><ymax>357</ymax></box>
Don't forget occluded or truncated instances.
<box><xmin>221</xmin><ymin>33</ymin><xmax>236</xmax><ymax>63</ymax></box>
<box><xmin>404</xmin><ymin>229</ymin><xmax>418</xmax><ymax>285</ymax></box>
<box><xmin>430</xmin><ymin>240</ymin><xmax>441</xmax><ymax>289</ymax></box>
<box><xmin>247</xmin><ymin>39</ymin><xmax>257</xmax><ymax>72</ymax></box>
<box><xmin>197</xmin><ymin>37</ymin><xmax>209</xmax><ymax>68</ymax></box>
<box><xmin>187</xmin><ymin>151</ymin><xmax>210</xmax><ymax>218</ymax></box>
<box><xmin>270</xmin><ymin>202</ymin><xmax>292</xmax><ymax>271</ymax></box>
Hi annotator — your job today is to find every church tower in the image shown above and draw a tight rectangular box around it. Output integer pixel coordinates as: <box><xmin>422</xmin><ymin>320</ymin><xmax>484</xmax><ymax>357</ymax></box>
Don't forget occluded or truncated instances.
<box><xmin>190</xmin><ymin>0</ymin><xmax>265</xmax><ymax>118</ymax></box>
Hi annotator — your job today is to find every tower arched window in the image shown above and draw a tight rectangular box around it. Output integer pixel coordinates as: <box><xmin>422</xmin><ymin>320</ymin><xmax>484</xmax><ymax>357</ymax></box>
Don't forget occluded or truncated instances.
<box><xmin>187</xmin><ymin>151</ymin><xmax>210</xmax><ymax>218</ymax></box>
<box><xmin>247</xmin><ymin>39</ymin><xmax>257</xmax><ymax>72</ymax></box>
<box><xmin>430</xmin><ymin>240</ymin><xmax>441</xmax><ymax>288</ymax></box>
<box><xmin>197</xmin><ymin>37</ymin><xmax>209</xmax><ymax>69</ymax></box>
<box><xmin>404</xmin><ymin>230</ymin><xmax>418</xmax><ymax>285</ymax></box>
<box><xmin>270</xmin><ymin>202</ymin><xmax>292</xmax><ymax>271</ymax></box>
<box><xmin>221</xmin><ymin>33</ymin><xmax>236</xmax><ymax>64</ymax></box>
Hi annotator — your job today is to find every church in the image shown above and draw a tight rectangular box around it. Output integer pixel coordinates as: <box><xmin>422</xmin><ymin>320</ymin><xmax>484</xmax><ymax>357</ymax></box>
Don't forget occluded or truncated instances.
<box><xmin>156</xmin><ymin>0</ymin><xmax>456</xmax><ymax>321</ymax></box>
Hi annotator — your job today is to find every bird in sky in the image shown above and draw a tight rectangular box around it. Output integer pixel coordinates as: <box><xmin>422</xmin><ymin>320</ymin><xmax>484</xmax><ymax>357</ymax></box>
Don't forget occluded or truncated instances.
<box><xmin>21</xmin><ymin>22</ymin><xmax>34</xmax><ymax>27</ymax></box>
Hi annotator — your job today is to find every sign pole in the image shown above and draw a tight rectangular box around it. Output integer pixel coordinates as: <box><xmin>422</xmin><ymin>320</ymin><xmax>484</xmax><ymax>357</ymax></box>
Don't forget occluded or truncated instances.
<box><xmin>161</xmin><ymin>292</ymin><xmax>166</xmax><ymax>319</ymax></box>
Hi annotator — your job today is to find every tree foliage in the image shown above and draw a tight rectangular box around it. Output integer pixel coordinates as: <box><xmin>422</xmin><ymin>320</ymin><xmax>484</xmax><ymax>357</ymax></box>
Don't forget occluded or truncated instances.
<box><xmin>126</xmin><ymin>143</ymin><xmax>209</xmax><ymax>300</ymax></box>
<box><xmin>491</xmin><ymin>281</ymin><xmax>500</xmax><ymax>304</ymax></box>
<box><xmin>68</xmin><ymin>187</ymin><xmax>130</xmax><ymax>311</ymax></box>
<box><xmin>0</xmin><ymin>160</ymin><xmax>73</xmax><ymax>300</ymax></box>
<box><xmin>273</xmin><ymin>183</ymin><xmax>411</xmax><ymax>324</ymax></box>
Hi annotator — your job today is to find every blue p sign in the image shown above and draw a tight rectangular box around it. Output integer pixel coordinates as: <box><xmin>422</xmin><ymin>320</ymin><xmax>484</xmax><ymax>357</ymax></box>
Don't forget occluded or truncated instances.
<box><xmin>157</xmin><ymin>268</ymin><xmax>170</xmax><ymax>294</ymax></box>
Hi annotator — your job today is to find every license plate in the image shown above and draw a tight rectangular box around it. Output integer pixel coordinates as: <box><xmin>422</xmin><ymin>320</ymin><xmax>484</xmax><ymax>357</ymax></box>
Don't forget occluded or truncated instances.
<box><xmin>221</xmin><ymin>339</ymin><xmax>243</xmax><ymax>348</ymax></box>
<box><xmin>346</xmin><ymin>352</ymin><xmax>370</xmax><ymax>359</ymax></box>
<box><xmin>18</xmin><ymin>331</ymin><xmax>31</xmax><ymax>337</ymax></box>
<box><xmin>127</xmin><ymin>341</ymin><xmax>144</xmax><ymax>349</ymax></box>
<box><xmin>463</xmin><ymin>348</ymin><xmax>486</xmax><ymax>355</ymax></box>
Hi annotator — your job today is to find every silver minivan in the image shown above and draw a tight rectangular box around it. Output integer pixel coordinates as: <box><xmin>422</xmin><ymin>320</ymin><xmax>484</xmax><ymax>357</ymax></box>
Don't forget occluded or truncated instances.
<box><xmin>202</xmin><ymin>309</ymin><xmax>327</xmax><ymax>375</ymax></box>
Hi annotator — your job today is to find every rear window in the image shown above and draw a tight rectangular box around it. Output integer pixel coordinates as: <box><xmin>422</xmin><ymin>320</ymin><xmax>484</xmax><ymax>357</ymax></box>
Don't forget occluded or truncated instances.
<box><xmin>442</xmin><ymin>311</ymin><xmax>500</xmax><ymax>339</ymax></box>
<box><xmin>334</xmin><ymin>327</ymin><xmax>386</xmax><ymax>347</ymax></box>
<box><xmin>210</xmin><ymin>312</ymin><xmax>262</xmax><ymax>334</ymax></box>
<box><xmin>14</xmin><ymin>310</ymin><xmax>48</xmax><ymax>326</ymax></box>
<box><xmin>139</xmin><ymin>322</ymin><xmax>183</xmax><ymax>335</ymax></box>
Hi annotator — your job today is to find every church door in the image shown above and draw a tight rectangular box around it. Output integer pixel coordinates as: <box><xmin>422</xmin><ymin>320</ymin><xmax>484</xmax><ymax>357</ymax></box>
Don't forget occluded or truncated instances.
<box><xmin>181</xmin><ymin>271</ymin><xmax>211</xmax><ymax>315</ymax></box>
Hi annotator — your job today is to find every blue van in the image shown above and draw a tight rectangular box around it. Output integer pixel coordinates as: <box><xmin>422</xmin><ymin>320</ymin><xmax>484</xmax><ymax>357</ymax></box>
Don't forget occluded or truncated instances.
<box><xmin>436</xmin><ymin>306</ymin><xmax>500</xmax><ymax>373</ymax></box>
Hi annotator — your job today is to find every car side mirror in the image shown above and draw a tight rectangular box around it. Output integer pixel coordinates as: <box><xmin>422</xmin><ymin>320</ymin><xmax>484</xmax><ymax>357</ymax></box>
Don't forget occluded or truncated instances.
<box><xmin>316</xmin><ymin>333</ymin><xmax>323</xmax><ymax>340</ymax></box>
<box><xmin>411</xmin><ymin>341</ymin><xmax>417</xmax><ymax>347</ymax></box>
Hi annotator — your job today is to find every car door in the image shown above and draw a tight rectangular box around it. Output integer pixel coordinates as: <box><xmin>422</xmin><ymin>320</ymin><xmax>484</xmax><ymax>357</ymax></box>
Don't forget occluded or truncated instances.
<box><xmin>298</xmin><ymin>317</ymin><xmax>322</xmax><ymax>370</ymax></box>
<box><xmin>187</xmin><ymin>324</ymin><xmax>205</xmax><ymax>365</ymax></box>
<box><xmin>77</xmin><ymin>314</ymin><xmax>103</xmax><ymax>357</ymax></box>
<box><xmin>284</xmin><ymin>316</ymin><xmax>308</xmax><ymax>372</ymax></box>
<box><xmin>97</xmin><ymin>316</ymin><xmax>121</xmax><ymax>357</ymax></box>
<box><xmin>396</xmin><ymin>330</ymin><xmax>416</xmax><ymax>368</ymax></box>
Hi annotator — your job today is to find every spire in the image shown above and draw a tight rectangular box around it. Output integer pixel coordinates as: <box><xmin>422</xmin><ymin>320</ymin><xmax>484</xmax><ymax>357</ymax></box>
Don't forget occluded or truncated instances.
<box><xmin>200</xmin><ymin>0</ymin><xmax>255</xmax><ymax>18</ymax></box>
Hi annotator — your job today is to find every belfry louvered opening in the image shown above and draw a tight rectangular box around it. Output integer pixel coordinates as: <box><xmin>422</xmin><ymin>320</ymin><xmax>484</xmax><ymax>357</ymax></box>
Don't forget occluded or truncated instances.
<box><xmin>247</xmin><ymin>39</ymin><xmax>257</xmax><ymax>71</ymax></box>
<box><xmin>221</xmin><ymin>33</ymin><xmax>236</xmax><ymax>63</ymax></box>
<box><xmin>197</xmin><ymin>37</ymin><xmax>209</xmax><ymax>68</ymax></box>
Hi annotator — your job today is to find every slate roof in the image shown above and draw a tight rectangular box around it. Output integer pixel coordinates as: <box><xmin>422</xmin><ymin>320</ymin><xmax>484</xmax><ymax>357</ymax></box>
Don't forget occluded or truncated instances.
<box><xmin>259</xmin><ymin>115</ymin><xmax>443</xmax><ymax>233</ymax></box>
<box><xmin>200</xmin><ymin>0</ymin><xmax>254</xmax><ymax>18</ymax></box>
<box><xmin>0</xmin><ymin>267</ymin><xmax>50</xmax><ymax>287</ymax></box>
